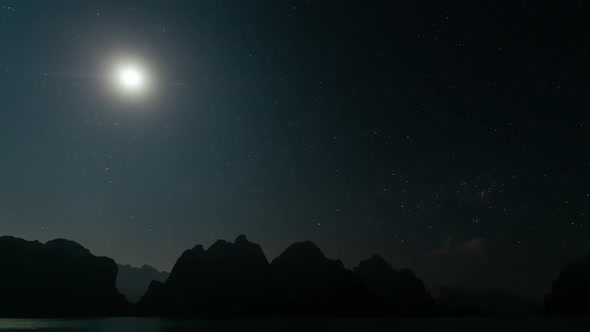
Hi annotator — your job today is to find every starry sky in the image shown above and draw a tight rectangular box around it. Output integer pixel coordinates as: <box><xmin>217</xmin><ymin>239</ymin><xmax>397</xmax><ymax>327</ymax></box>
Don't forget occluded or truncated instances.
<box><xmin>1</xmin><ymin>0</ymin><xmax>588</xmax><ymax>300</ymax></box>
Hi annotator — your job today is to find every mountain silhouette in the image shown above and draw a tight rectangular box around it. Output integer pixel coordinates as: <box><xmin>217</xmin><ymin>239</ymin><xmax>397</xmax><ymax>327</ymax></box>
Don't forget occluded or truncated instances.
<box><xmin>140</xmin><ymin>235</ymin><xmax>273</xmax><ymax>316</ymax></box>
<box><xmin>0</xmin><ymin>236</ymin><xmax>126</xmax><ymax>317</ymax></box>
<box><xmin>140</xmin><ymin>236</ymin><xmax>434</xmax><ymax>316</ymax></box>
<box><xmin>0</xmin><ymin>234</ymin><xmax>447</xmax><ymax>317</ymax></box>
<box><xmin>545</xmin><ymin>255</ymin><xmax>590</xmax><ymax>316</ymax></box>
<box><xmin>270</xmin><ymin>241</ymin><xmax>368</xmax><ymax>315</ymax></box>
<box><xmin>353</xmin><ymin>254</ymin><xmax>436</xmax><ymax>315</ymax></box>
<box><xmin>438</xmin><ymin>286</ymin><xmax>537</xmax><ymax>316</ymax></box>
<box><xmin>116</xmin><ymin>264</ymin><xmax>169</xmax><ymax>303</ymax></box>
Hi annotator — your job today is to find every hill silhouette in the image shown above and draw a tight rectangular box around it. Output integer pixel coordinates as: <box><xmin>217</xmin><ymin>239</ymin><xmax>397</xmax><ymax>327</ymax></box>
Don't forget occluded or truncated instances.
<box><xmin>140</xmin><ymin>235</ymin><xmax>273</xmax><ymax>316</ymax></box>
<box><xmin>545</xmin><ymin>255</ymin><xmax>590</xmax><ymax>316</ymax></box>
<box><xmin>7</xmin><ymin>234</ymin><xmax>579</xmax><ymax>318</ymax></box>
<box><xmin>353</xmin><ymin>255</ymin><xmax>436</xmax><ymax>315</ymax></box>
<box><xmin>270</xmin><ymin>241</ymin><xmax>369</xmax><ymax>315</ymax></box>
<box><xmin>116</xmin><ymin>264</ymin><xmax>169</xmax><ymax>303</ymax></box>
<box><xmin>0</xmin><ymin>236</ymin><xmax>127</xmax><ymax>317</ymax></box>
<box><xmin>140</xmin><ymin>235</ymin><xmax>434</xmax><ymax>316</ymax></box>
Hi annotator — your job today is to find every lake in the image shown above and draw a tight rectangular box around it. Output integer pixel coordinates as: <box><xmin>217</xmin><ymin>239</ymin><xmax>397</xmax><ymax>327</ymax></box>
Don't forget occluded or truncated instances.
<box><xmin>0</xmin><ymin>317</ymin><xmax>586</xmax><ymax>331</ymax></box>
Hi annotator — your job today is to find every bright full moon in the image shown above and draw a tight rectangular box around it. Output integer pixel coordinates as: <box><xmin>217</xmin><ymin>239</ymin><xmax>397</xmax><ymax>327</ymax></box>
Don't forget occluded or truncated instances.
<box><xmin>118</xmin><ymin>67</ymin><xmax>144</xmax><ymax>90</ymax></box>
<box><xmin>109</xmin><ymin>57</ymin><xmax>153</xmax><ymax>99</ymax></box>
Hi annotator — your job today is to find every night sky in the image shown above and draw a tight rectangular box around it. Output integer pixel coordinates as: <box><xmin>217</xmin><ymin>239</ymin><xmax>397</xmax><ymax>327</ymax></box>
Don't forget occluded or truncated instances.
<box><xmin>1</xmin><ymin>0</ymin><xmax>588</xmax><ymax>300</ymax></box>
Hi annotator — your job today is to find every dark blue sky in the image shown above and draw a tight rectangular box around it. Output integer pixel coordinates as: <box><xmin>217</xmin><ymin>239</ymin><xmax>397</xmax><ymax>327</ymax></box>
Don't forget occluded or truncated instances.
<box><xmin>0</xmin><ymin>0</ymin><xmax>588</xmax><ymax>300</ymax></box>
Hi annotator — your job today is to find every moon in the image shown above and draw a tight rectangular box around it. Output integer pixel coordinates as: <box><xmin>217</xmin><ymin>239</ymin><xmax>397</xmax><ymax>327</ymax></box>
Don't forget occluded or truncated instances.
<box><xmin>118</xmin><ymin>66</ymin><xmax>144</xmax><ymax>90</ymax></box>
<box><xmin>108</xmin><ymin>56</ymin><xmax>154</xmax><ymax>99</ymax></box>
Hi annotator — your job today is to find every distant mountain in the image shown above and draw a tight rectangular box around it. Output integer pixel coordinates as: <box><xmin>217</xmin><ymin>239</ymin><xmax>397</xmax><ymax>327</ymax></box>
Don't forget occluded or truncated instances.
<box><xmin>545</xmin><ymin>255</ymin><xmax>590</xmax><ymax>316</ymax></box>
<box><xmin>353</xmin><ymin>255</ymin><xmax>436</xmax><ymax>315</ymax></box>
<box><xmin>438</xmin><ymin>286</ymin><xmax>537</xmax><ymax>316</ymax></box>
<box><xmin>116</xmin><ymin>264</ymin><xmax>169</xmax><ymax>303</ymax></box>
<box><xmin>140</xmin><ymin>235</ymin><xmax>433</xmax><ymax>317</ymax></box>
<box><xmin>0</xmin><ymin>236</ymin><xmax>126</xmax><ymax>317</ymax></box>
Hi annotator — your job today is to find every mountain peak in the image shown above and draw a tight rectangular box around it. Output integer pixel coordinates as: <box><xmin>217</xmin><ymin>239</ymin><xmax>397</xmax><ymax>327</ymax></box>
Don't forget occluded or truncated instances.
<box><xmin>355</xmin><ymin>254</ymin><xmax>396</xmax><ymax>274</ymax></box>
<box><xmin>368</xmin><ymin>254</ymin><xmax>389</xmax><ymax>265</ymax></box>
<box><xmin>44</xmin><ymin>239</ymin><xmax>91</xmax><ymax>256</ymax></box>
<box><xmin>271</xmin><ymin>241</ymin><xmax>346</xmax><ymax>272</ymax></box>
<box><xmin>208</xmin><ymin>239</ymin><xmax>231</xmax><ymax>251</ymax></box>
<box><xmin>235</xmin><ymin>234</ymin><xmax>249</xmax><ymax>244</ymax></box>
<box><xmin>283</xmin><ymin>241</ymin><xmax>323</xmax><ymax>256</ymax></box>
<box><xmin>0</xmin><ymin>236</ymin><xmax>125</xmax><ymax>315</ymax></box>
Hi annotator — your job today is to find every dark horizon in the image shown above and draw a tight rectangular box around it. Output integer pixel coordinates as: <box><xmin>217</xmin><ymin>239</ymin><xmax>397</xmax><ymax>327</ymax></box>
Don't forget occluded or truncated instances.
<box><xmin>1</xmin><ymin>0</ymin><xmax>589</xmax><ymax>309</ymax></box>
<box><xmin>1</xmin><ymin>232</ymin><xmax>584</xmax><ymax>305</ymax></box>
<box><xmin>2</xmin><ymin>233</ymin><xmax>589</xmax><ymax>318</ymax></box>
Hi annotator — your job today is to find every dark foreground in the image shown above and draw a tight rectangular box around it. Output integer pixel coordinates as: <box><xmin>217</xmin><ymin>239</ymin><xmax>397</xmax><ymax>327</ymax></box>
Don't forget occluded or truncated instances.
<box><xmin>0</xmin><ymin>317</ymin><xmax>587</xmax><ymax>332</ymax></box>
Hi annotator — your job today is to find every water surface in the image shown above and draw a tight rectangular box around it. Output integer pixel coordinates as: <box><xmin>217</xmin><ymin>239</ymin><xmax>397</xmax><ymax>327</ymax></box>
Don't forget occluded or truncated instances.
<box><xmin>0</xmin><ymin>317</ymin><xmax>585</xmax><ymax>331</ymax></box>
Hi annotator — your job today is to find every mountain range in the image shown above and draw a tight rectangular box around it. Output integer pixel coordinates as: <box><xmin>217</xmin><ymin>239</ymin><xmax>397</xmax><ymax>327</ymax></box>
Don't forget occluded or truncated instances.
<box><xmin>0</xmin><ymin>235</ymin><xmax>588</xmax><ymax>317</ymax></box>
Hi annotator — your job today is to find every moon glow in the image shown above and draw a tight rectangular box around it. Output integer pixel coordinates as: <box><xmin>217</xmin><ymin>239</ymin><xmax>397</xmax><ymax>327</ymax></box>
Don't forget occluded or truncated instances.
<box><xmin>118</xmin><ymin>67</ymin><xmax>144</xmax><ymax>90</ymax></box>
<box><xmin>107</xmin><ymin>55</ymin><xmax>155</xmax><ymax>100</ymax></box>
